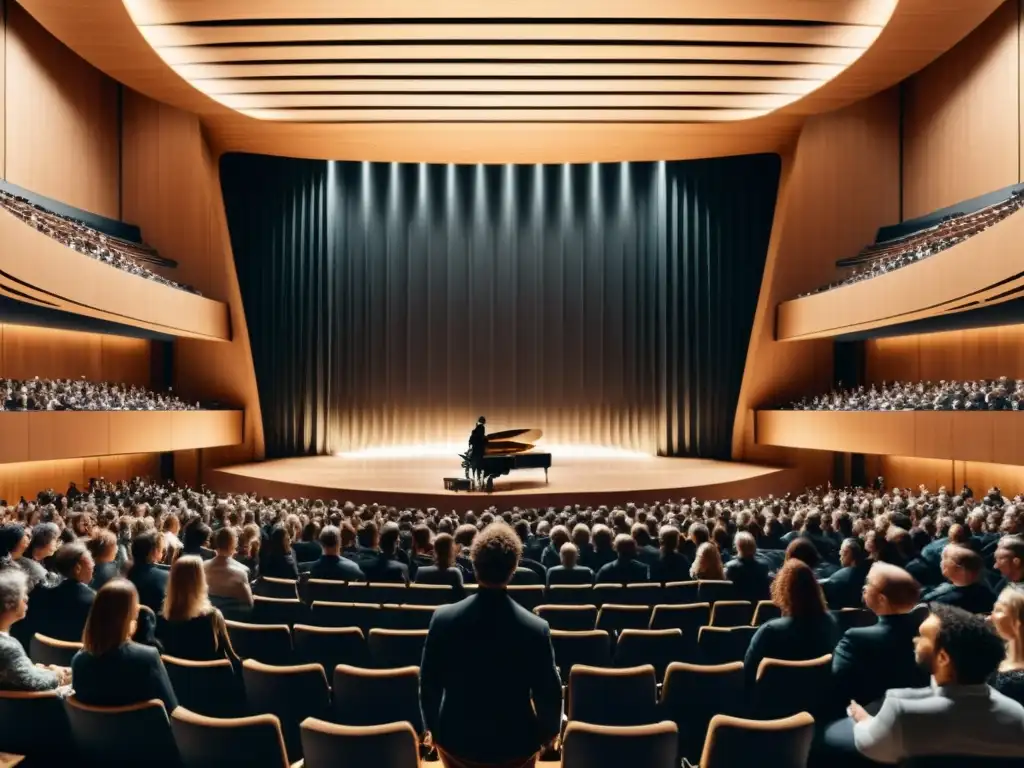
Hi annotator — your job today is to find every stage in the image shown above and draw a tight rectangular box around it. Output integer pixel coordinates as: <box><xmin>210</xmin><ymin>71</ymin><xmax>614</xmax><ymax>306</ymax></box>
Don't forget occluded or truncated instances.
<box><xmin>208</xmin><ymin>454</ymin><xmax>799</xmax><ymax>511</ymax></box>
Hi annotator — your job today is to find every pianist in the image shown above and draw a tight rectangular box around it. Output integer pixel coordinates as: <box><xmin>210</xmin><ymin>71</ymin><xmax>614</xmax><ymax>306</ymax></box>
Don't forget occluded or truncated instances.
<box><xmin>468</xmin><ymin>416</ymin><xmax>488</xmax><ymax>488</ymax></box>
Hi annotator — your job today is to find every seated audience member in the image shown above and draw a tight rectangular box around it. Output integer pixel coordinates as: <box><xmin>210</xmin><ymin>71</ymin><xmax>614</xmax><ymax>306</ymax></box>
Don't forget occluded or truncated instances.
<box><xmin>409</xmin><ymin>524</ymin><xmax>434</xmax><ymax>580</ymax></box>
<box><xmin>235</xmin><ymin>523</ymin><xmax>261</xmax><ymax>576</ymax></box>
<box><xmin>87</xmin><ymin>530</ymin><xmax>120</xmax><ymax>590</ymax></box>
<box><xmin>922</xmin><ymin>544</ymin><xmax>997</xmax><ymax>615</ymax></box>
<box><xmin>420</xmin><ymin>523</ymin><xmax>561</xmax><ymax>766</ymax></box>
<box><xmin>540</xmin><ymin>525</ymin><xmax>570</xmax><ymax>570</ymax></box>
<box><xmin>126</xmin><ymin>530</ymin><xmax>169</xmax><ymax>615</ymax></box>
<box><xmin>589</xmin><ymin>524</ymin><xmax>616</xmax><ymax>572</ymax></box>
<box><xmin>650</xmin><ymin>525</ymin><xmax>691</xmax><ymax>583</ymax></box>
<box><xmin>28</xmin><ymin>542</ymin><xmax>95</xmax><ymax>642</ymax></box>
<box><xmin>309</xmin><ymin>525</ymin><xmax>366</xmax><ymax>582</ymax></box>
<box><xmin>690</xmin><ymin>541</ymin><xmax>725</xmax><ymax>581</ymax></box>
<box><xmin>291</xmin><ymin>521</ymin><xmax>323</xmax><ymax>565</ymax></box>
<box><xmin>180</xmin><ymin>519</ymin><xmax>215</xmax><ymax>561</ymax></box>
<box><xmin>158</xmin><ymin>556</ymin><xmax>236</xmax><ymax>662</ymax></box>
<box><xmin>20</xmin><ymin>522</ymin><xmax>61</xmax><ymax>590</ymax></box>
<box><xmin>0</xmin><ymin>569</ymin><xmax>67</xmax><ymax>691</ymax></box>
<box><xmin>161</xmin><ymin>516</ymin><xmax>184</xmax><ymax>562</ymax></box>
<box><xmin>684</xmin><ymin>522</ymin><xmax>710</xmax><ymax>562</ymax></box>
<box><xmin>744</xmin><ymin>560</ymin><xmax>841</xmax><ymax>688</ymax></box>
<box><xmin>595</xmin><ymin>534</ymin><xmax>650</xmax><ymax>585</ymax></box>
<box><xmin>414</xmin><ymin>533</ymin><xmax>465</xmax><ymax>600</ymax></box>
<box><xmin>361</xmin><ymin>522</ymin><xmax>409</xmax><ymax>584</ymax></box>
<box><xmin>821</xmin><ymin>539</ymin><xmax>871</xmax><ymax>609</ymax></box>
<box><xmin>842</xmin><ymin>604</ymin><xmax>1024</xmax><ymax>764</ymax></box>
<box><xmin>725</xmin><ymin>532</ymin><xmax>771</xmax><ymax>602</ymax></box>
<box><xmin>995</xmin><ymin>535</ymin><xmax>1024</xmax><ymax>590</ymax></box>
<box><xmin>71</xmin><ymin>579</ymin><xmax>177</xmax><ymax>713</ymax></box>
<box><xmin>991</xmin><ymin>585</ymin><xmax>1024</xmax><ymax>705</ymax></box>
<box><xmin>802</xmin><ymin>511</ymin><xmax>838</xmax><ymax>562</ymax></box>
<box><xmin>260</xmin><ymin>524</ymin><xmax>299</xmax><ymax>581</ymax></box>
<box><xmin>786</xmin><ymin>536</ymin><xmax>838</xmax><ymax>580</ymax></box>
<box><xmin>571</xmin><ymin>523</ymin><xmax>594</xmax><ymax>570</ymax></box>
<box><xmin>204</xmin><ymin>527</ymin><xmax>254</xmax><ymax>609</ymax></box>
<box><xmin>0</xmin><ymin>523</ymin><xmax>30</xmax><ymax>572</ymax></box>
<box><xmin>832</xmin><ymin>563</ymin><xmax>928</xmax><ymax>711</ymax></box>
<box><xmin>352</xmin><ymin>520</ymin><xmax>381</xmax><ymax>568</ymax></box>
<box><xmin>546</xmin><ymin>543</ymin><xmax>594</xmax><ymax>586</ymax></box>
<box><xmin>631</xmin><ymin>523</ymin><xmax>661</xmax><ymax>570</ymax></box>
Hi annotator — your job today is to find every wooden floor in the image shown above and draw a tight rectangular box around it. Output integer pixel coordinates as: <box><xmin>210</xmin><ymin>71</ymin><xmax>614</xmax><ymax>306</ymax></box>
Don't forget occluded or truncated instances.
<box><xmin>209</xmin><ymin>454</ymin><xmax>797</xmax><ymax>511</ymax></box>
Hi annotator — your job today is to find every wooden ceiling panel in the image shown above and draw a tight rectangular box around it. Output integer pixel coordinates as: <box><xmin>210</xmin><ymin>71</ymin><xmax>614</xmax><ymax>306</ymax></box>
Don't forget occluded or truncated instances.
<box><xmin>240</xmin><ymin>107</ymin><xmax>771</xmax><ymax>122</ymax></box>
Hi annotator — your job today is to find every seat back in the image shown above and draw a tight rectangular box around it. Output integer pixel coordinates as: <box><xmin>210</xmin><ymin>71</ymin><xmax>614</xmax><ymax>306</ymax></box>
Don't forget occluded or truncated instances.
<box><xmin>310</xmin><ymin>601</ymin><xmax>381</xmax><ymax>634</ymax></box>
<box><xmin>380</xmin><ymin>605</ymin><xmax>435</xmax><ymax>631</ymax></box>
<box><xmin>170</xmin><ymin>707</ymin><xmax>290</xmax><ymax>768</ymax></box>
<box><xmin>300</xmin><ymin>718</ymin><xmax>419</xmax><ymax>768</ymax></box>
<box><xmin>596</xmin><ymin>604</ymin><xmax>652</xmax><ymax>635</ymax></box>
<box><xmin>535</xmin><ymin>605</ymin><xmax>598</xmax><ymax>632</ymax></box>
<box><xmin>832</xmin><ymin>608</ymin><xmax>877</xmax><ymax>632</ymax></box>
<box><xmin>568</xmin><ymin>664</ymin><xmax>658</xmax><ymax>727</ymax></box>
<box><xmin>755</xmin><ymin>655</ymin><xmax>833</xmax><ymax>720</ymax></box>
<box><xmin>305</xmin><ymin>579</ymin><xmax>351</xmax><ymax>604</ymax></box>
<box><xmin>293</xmin><ymin>625</ymin><xmax>369</xmax><ymax>672</ymax></box>
<box><xmin>614</xmin><ymin>629</ymin><xmax>685</xmax><ymax>683</ymax></box>
<box><xmin>649</xmin><ymin>603</ymin><xmax>710</xmax><ymax>660</ymax></box>
<box><xmin>65</xmin><ymin>697</ymin><xmax>179</xmax><ymax>768</ymax></box>
<box><xmin>365</xmin><ymin>583</ymin><xmax>408</xmax><ymax>605</ymax></box>
<box><xmin>406</xmin><ymin>584</ymin><xmax>454</xmax><ymax>606</ymax></box>
<box><xmin>507</xmin><ymin>585</ymin><xmax>545</xmax><ymax>612</ymax></box>
<box><xmin>664</xmin><ymin>581</ymin><xmax>699</xmax><ymax>604</ymax></box>
<box><xmin>254</xmin><ymin>577</ymin><xmax>299</xmax><ymax>600</ymax></box>
<box><xmin>700</xmin><ymin>712</ymin><xmax>814</xmax><ymax>768</ymax></box>
<box><xmin>697</xmin><ymin>580</ymin><xmax>736</xmax><ymax>604</ymax></box>
<box><xmin>697</xmin><ymin>625</ymin><xmax>756</xmax><ymax>664</ymax></box>
<box><xmin>659</xmin><ymin>662</ymin><xmax>745</xmax><ymax>762</ymax></box>
<box><xmin>0</xmin><ymin>690</ymin><xmax>74</xmax><ymax>761</ymax></box>
<box><xmin>225</xmin><ymin>620</ymin><xmax>293</xmax><ymax>665</ymax></box>
<box><xmin>709</xmin><ymin>601</ymin><xmax>754</xmax><ymax>628</ymax></box>
<box><xmin>752</xmin><ymin>601</ymin><xmax>782</xmax><ymax>626</ymax></box>
<box><xmin>162</xmin><ymin>656</ymin><xmax>246</xmax><ymax>719</ymax></box>
<box><xmin>30</xmin><ymin>633</ymin><xmax>82</xmax><ymax>666</ymax></box>
<box><xmin>902</xmin><ymin>758</ymin><xmax>1024</xmax><ymax>768</ymax></box>
<box><xmin>253</xmin><ymin>596</ymin><xmax>308</xmax><ymax>626</ymax></box>
<box><xmin>550</xmin><ymin>630</ymin><xmax>612</xmax><ymax>681</ymax></box>
<box><xmin>367</xmin><ymin>628</ymin><xmax>428</xmax><ymax>669</ymax></box>
<box><xmin>547</xmin><ymin>584</ymin><xmax>595</xmax><ymax>605</ymax></box>
<box><xmin>625</xmin><ymin>584</ymin><xmax>664</xmax><ymax>607</ymax></box>
<box><xmin>240</xmin><ymin>659</ymin><xmax>331</xmax><ymax>762</ymax></box>
<box><xmin>332</xmin><ymin>664</ymin><xmax>424</xmax><ymax>733</ymax></box>
<box><xmin>593</xmin><ymin>583</ymin><xmax>625</xmax><ymax>607</ymax></box>
<box><xmin>561</xmin><ymin>720</ymin><xmax>678</xmax><ymax>768</ymax></box>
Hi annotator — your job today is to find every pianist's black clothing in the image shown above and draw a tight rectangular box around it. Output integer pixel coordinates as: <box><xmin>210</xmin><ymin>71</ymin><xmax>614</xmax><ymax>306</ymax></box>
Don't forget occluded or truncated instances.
<box><xmin>468</xmin><ymin>423</ymin><xmax>487</xmax><ymax>462</ymax></box>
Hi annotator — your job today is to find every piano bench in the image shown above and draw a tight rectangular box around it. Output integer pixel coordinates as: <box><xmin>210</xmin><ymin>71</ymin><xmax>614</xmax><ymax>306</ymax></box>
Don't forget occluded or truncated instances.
<box><xmin>444</xmin><ymin>477</ymin><xmax>472</xmax><ymax>492</ymax></box>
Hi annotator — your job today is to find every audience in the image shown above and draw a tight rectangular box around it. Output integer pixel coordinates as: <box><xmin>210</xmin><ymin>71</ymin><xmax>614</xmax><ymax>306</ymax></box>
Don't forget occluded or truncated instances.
<box><xmin>414</xmin><ymin>533</ymin><xmax>465</xmax><ymax>599</ymax></box>
<box><xmin>995</xmin><ymin>535</ymin><xmax>1024</xmax><ymax>590</ymax></box>
<box><xmin>991</xmin><ymin>585</ymin><xmax>1024</xmax><ymax>705</ymax></box>
<box><xmin>259</xmin><ymin>524</ymin><xmax>299</xmax><ymax>580</ymax></box>
<box><xmin>19</xmin><ymin>522</ymin><xmax>60</xmax><ymax>590</ymax></box>
<box><xmin>27</xmin><ymin>542</ymin><xmax>95</xmax><ymax>642</ymax></box>
<box><xmin>724</xmin><ymin>531</ymin><xmax>771</xmax><ymax>602</ymax></box>
<box><xmin>86</xmin><ymin>530</ymin><xmax>119</xmax><ymax>590</ymax></box>
<box><xmin>361</xmin><ymin>522</ymin><xmax>409</xmax><ymax>584</ymax></box>
<box><xmin>157</xmin><ymin>556</ymin><xmax>236</xmax><ymax>662</ymax></box>
<box><xmin>0</xmin><ymin>569</ymin><xmax>67</xmax><ymax>691</ymax></box>
<box><xmin>71</xmin><ymin>579</ymin><xmax>177</xmax><ymax>713</ymax></box>
<box><xmin>784</xmin><ymin>378</ymin><xmax>1024</xmax><ymax>412</ymax></box>
<box><xmin>0</xmin><ymin>377</ymin><xmax>199</xmax><ymax>412</ymax></box>
<box><xmin>594</xmin><ymin>534</ymin><xmax>650</xmax><ymax>584</ymax></box>
<box><xmin>203</xmin><ymin>527</ymin><xmax>254</xmax><ymax>608</ymax></box>
<box><xmin>922</xmin><ymin>544</ymin><xmax>997</xmax><ymax>614</ymax></box>
<box><xmin>308</xmin><ymin>525</ymin><xmax>365</xmax><ymax>582</ymax></box>
<box><xmin>821</xmin><ymin>538</ymin><xmax>871</xmax><ymax>609</ymax></box>
<box><xmin>690</xmin><ymin>540</ymin><xmax>726</xmax><ymax>581</ymax></box>
<box><xmin>126</xmin><ymin>530</ymin><xmax>169</xmax><ymax>615</ymax></box>
<box><xmin>650</xmin><ymin>525</ymin><xmax>691</xmax><ymax>583</ymax></box>
<box><xmin>545</xmin><ymin>542</ymin><xmax>593</xmax><ymax>586</ymax></box>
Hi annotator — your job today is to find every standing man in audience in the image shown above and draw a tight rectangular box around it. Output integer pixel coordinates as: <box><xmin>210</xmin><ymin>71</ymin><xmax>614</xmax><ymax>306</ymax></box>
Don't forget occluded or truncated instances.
<box><xmin>922</xmin><ymin>545</ymin><xmax>997</xmax><ymax>614</ymax></box>
<box><xmin>204</xmin><ymin>527</ymin><xmax>254</xmax><ymax>609</ymax></box>
<box><xmin>420</xmin><ymin>522</ymin><xmax>561</xmax><ymax>768</ymax></box>
<box><xmin>724</xmin><ymin>532</ymin><xmax>771</xmax><ymax>603</ymax></box>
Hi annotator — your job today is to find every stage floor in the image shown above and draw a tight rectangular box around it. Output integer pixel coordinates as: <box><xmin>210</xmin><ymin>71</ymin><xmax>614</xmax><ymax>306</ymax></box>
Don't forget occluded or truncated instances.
<box><xmin>209</xmin><ymin>454</ymin><xmax>798</xmax><ymax>510</ymax></box>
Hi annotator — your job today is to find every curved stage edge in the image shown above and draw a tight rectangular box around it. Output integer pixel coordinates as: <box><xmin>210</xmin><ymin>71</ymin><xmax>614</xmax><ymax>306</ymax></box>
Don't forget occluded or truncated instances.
<box><xmin>207</xmin><ymin>455</ymin><xmax>800</xmax><ymax>511</ymax></box>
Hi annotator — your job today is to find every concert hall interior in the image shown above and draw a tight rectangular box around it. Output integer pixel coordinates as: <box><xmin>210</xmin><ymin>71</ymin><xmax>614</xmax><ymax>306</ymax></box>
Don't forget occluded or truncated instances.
<box><xmin>6</xmin><ymin>0</ymin><xmax>1024</xmax><ymax>765</ymax></box>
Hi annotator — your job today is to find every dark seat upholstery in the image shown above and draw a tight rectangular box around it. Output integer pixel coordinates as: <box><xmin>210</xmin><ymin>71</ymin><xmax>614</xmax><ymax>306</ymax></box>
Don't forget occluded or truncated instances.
<box><xmin>30</xmin><ymin>633</ymin><xmax>82</xmax><ymax>667</ymax></box>
<box><xmin>535</xmin><ymin>605</ymin><xmax>599</xmax><ymax>632</ymax></box>
<box><xmin>367</xmin><ymin>628</ymin><xmax>427</xmax><ymax>669</ymax></box>
<box><xmin>561</xmin><ymin>720</ymin><xmax>678</xmax><ymax>768</ymax></box>
<box><xmin>293</xmin><ymin>624</ymin><xmax>369</xmax><ymax>673</ymax></box>
<box><xmin>64</xmin><ymin>697</ymin><xmax>180</xmax><ymax>768</ymax></box>
<box><xmin>170</xmin><ymin>707</ymin><xmax>291</xmax><ymax>768</ymax></box>
<box><xmin>550</xmin><ymin>629</ymin><xmax>613</xmax><ymax>681</ymax></box>
<box><xmin>252</xmin><ymin>596</ymin><xmax>308</xmax><ymax>627</ymax></box>
<box><xmin>697</xmin><ymin>625</ymin><xmax>756</xmax><ymax>665</ymax></box>
<box><xmin>240</xmin><ymin>659</ymin><xmax>331</xmax><ymax>762</ymax></box>
<box><xmin>0</xmin><ymin>690</ymin><xmax>74</xmax><ymax>763</ymax></box>
<box><xmin>614</xmin><ymin>629</ymin><xmax>685</xmax><ymax>683</ymax></box>
<box><xmin>332</xmin><ymin>664</ymin><xmax>424</xmax><ymax>734</ymax></box>
<box><xmin>659</xmin><ymin>661</ymin><xmax>745</xmax><ymax>762</ymax></box>
<box><xmin>310</xmin><ymin>601</ymin><xmax>381</xmax><ymax>634</ymax></box>
<box><xmin>709</xmin><ymin>601</ymin><xmax>754</xmax><ymax>627</ymax></box>
<box><xmin>754</xmin><ymin>654</ymin><xmax>833</xmax><ymax>721</ymax></box>
<box><xmin>547</xmin><ymin>585</ymin><xmax>595</xmax><ymax>605</ymax></box>
<box><xmin>752</xmin><ymin>600</ymin><xmax>782</xmax><ymax>626</ymax></box>
<box><xmin>254</xmin><ymin>577</ymin><xmax>299</xmax><ymax>600</ymax></box>
<box><xmin>301</xmin><ymin>718</ymin><xmax>420</xmax><ymax>768</ymax></box>
<box><xmin>596</xmin><ymin>604</ymin><xmax>652</xmax><ymax>635</ymax></box>
<box><xmin>162</xmin><ymin>656</ymin><xmax>246</xmax><ymax>719</ymax></box>
<box><xmin>699</xmin><ymin>712</ymin><xmax>814</xmax><ymax>768</ymax></box>
<box><xmin>225</xmin><ymin>620</ymin><xmax>293</xmax><ymax>665</ymax></box>
<box><xmin>568</xmin><ymin>664</ymin><xmax>659</xmax><ymax>727</ymax></box>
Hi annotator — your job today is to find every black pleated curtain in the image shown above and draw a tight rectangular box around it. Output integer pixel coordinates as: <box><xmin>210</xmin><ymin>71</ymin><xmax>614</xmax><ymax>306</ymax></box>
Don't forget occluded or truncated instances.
<box><xmin>221</xmin><ymin>154</ymin><xmax>779</xmax><ymax>459</ymax></box>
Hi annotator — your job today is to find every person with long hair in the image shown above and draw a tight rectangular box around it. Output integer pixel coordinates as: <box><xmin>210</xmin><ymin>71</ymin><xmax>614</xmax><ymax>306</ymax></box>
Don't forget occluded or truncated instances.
<box><xmin>690</xmin><ymin>541</ymin><xmax>725</xmax><ymax>581</ymax></box>
<box><xmin>991</xmin><ymin>584</ymin><xmax>1024</xmax><ymax>705</ymax></box>
<box><xmin>157</xmin><ymin>555</ymin><xmax>236</xmax><ymax>662</ymax></box>
<box><xmin>126</xmin><ymin>530</ymin><xmax>169</xmax><ymax>615</ymax></box>
<box><xmin>236</xmin><ymin>523</ymin><xmax>261</xmax><ymax>576</ymax></box>
<box><xmin>71</xmin><ymin>579</ymin><xmax>177</xmax><ymax>712</ymax></box>
<box><xmin>87</xmin><ymin>529</ymin><xmax>120</xmax><ymax>590</ymax></box>
<box><xmin>259</xmin><ymin>523</ymin><xmax>298</xmax><ymax>580</ymax></box>
<box><xmin>414</xmin><ymin>533</ymin><xmax>465</xmax><ymax>600</ymax></box>
<box><xmin>743</xmin><ymin>559</ymin><xmax>841</xmax><ymax>687</ymax></box>
<box><xmin>20</xmin><ymin>522</ymin><xmax>61</xmax><ymax>589</ymax></box>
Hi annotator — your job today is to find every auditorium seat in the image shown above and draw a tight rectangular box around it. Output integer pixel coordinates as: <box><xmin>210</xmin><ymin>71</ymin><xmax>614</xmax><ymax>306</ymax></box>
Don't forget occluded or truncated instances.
<box><xmin>241</xmin><ymin>659</ymin><xmax>331</xmax><ymax>762</ymax></box>
<box><xmin>225</xmin><ymin>621</ymin><xmax>293</xmax><ymax>665</ymax></box>
<box><xmin>614</xmin><ymin>629</ymin><xmax>685</xmax><ymax>683</ymax></box>
<box><xmin>568</xmin><ymin>664</ymin><xmax>658</xmax><ymax>727</ymax></box>
<box><xmin>596</xmin><ymin>604</ymin><xmax>652</xmax><ymax>635</ymax></box>
<box><xmin>380</xmin><ymin>604</ymin><xmax>435</xmax><ymax>630</ymax></box>
<box><xmin>341</xmin><ymin>583</ymin><xmax>373</xmax><ymax>604</ymax></box>
<box><xmin>365</xmin><ymin>583</ymin><xmax>409</xmax><ymax>605</ymax></box>
<box><xmin>253</xmin><ymin>596</ymin><xmax>309</xmax><ymax>626</ymax></box>
<box><xmin>754</xmin><ymin>655</ymin><xmax>833</xmax><ymax>721</ymax></box>
<box><xmin>752</xmin><ymin>600</ymin><xmax>782</xmax><ymax>626</ymax></box>
<box><xmin>293</xmin><ymin>625</ymin><xmax>369</xmax><ymax>673</ymax></box>
<box><xmin>550</xmin><ymin>629</ymin><xmax>613</xmax><ymax>681</ymax></box>
<box><xmin>507</xmin><ymin>585</ymin><xmax>545</xmax><ymax>612</ymax></box>
<box><xmin>332</xmin><ymin>665</ymin><xmax>424</xmax><ymax>734</ymax></box>
<box><xmin>31</xmin><ymin>632</ymin><xmax>82</xmax><ymax>667</ymax></box>
<box><xmin>310</xmin><ymin>601</ymin><xmax>381</xmax><ymax>633</ymax></box>
<box><xmin>406</xmin><ymin>583</ymin><xmax>455</xmax><ymax>606</ymax></box>
<box><xmin>65</xmin><ymin>697</ymin><xmax>180</xmax><ymax>768</ymax></box>
<box><xmin>709</xmin><ymin>601</ymin><xmax>754</xmax><ymax>628</ymax></box>
<box><xmin>649</xmin><ymin>603</ymin><xmax>711</xmax><ymax>660</ymax></box>
<box><xmin>534</xmin><ymin>604</ymin><xmax>599</xmax><ymax>631</ymax></box>
<box><xmin>254</xmin><ymin>577</ymin><xmax>300</xmax><ymax>600</ymax></box>
<box><xmin>0</xmin><ymin>690</ymin><xmax>74</xmax><ymax>763</ymax></box>
<box><xmin>561</xmin><ymin>720</ymin><xmax>678</xmax><ymax>768</ymax></box>
<box><xmin>171</xmin><ymin>707</ymin><xmax>292</xmax><ymax>768</ymax></box>
<box><xmin>625</xmin><ymin>583</ymin><xmax>665</xmax><ymax>606</ymax></box>
<box><xmin>697</xmin><ymin>581</ymin><xmax>736</xmax><ymax>605</ymax></box>
<box><xmin>697</xmin><ymin>625</ymin><xmax>756</xmax><ymax>665</ymax></box>
<box><xmin>368</xmin><ymin>628</ymin><xmax>428</xmax><ymax>669</ymax></box>
<box><xmin>547</xmin><ymin>584</ymin><xmax>595</xmax><ymax>605</ymax></box>
<box><xmin>659</xmin><ymin>661</ymin><xmax>745</xmax><ymax>762</ymax></box>
<box><xmin>306</xmin><ymin>579</ymin><xmax>351</xmax><ymax>604</ymax></box>
<box><xmin>664</xmin><ymin>581</ymin><xmax>700</xmax><ymax>604</ymax></box>
<box><xmin>161</xmin><ymin>656</ymin><xmax>246</xmax><ymax>719</ymax></box>
<box><xmin>832</xmin><ymin>607</ymin><xmax>877</xmax><ymax>632</ymax></box>
<box><xmin>698</xmin><ymin>712</ymin><xmax>815</xmax><ymax>768</ymax></box>
<box><xmin>593</xmin><ymin>583</ymin><xmax>625</xmax><ymax>607</ymax></box>
<box><xmin>301</xmin><ymin>718</ymin><xmax>419</xmax><ymax>768</ymax></box>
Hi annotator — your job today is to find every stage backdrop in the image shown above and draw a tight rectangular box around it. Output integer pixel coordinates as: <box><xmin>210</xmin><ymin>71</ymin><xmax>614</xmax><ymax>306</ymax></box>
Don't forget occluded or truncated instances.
<box><xmin>221</xmin><ymin>155</ymin><xmax>780</xmax><ymax>459</ymax></box>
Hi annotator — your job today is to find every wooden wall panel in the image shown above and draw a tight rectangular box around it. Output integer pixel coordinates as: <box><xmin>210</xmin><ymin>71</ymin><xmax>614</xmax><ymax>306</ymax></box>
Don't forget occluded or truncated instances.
<box><xmin>732</xmin><ymin>87</ymin><xmax>901</xmax><ymax>488</ymax></box>
<box><xmin>0</xmin><ymin>453</ymin><xmax>160</xmax><ymax>505</ymax></box>
<box><xmin>4</xmin><ymin>3</ymin><xmax>119</xmax><ymax>217</ymax></box>
<box><xmin>902</xmin><ymin>0</ymin><xmax>1020</xmax><ymax>219</ymax></box>
<box><xmin>866</xmin><ymin>455</ymin><xmax>1024</xmax><ymax>494</ymax></box>
<box><xmin>0</xmin><ymin>324</ymin><xmax>151</xmax><ymax>385</ymax></box>
<box><xmin>121</xmin><ymin>89</ymin><xmax>265</xmax><ymax>483</ymax></box>
<box><xmin>865</xmin><ymin>325</ymin><xmax>1024</xmax><ymax>383</ymax></box>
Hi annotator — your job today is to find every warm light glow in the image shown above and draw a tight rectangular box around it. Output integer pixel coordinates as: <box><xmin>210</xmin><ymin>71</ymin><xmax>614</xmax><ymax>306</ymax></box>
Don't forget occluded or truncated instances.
<box><xmin>335</xmin><ymin>443</ymin><xmax>652</xmax><ymax>460</ymax></box>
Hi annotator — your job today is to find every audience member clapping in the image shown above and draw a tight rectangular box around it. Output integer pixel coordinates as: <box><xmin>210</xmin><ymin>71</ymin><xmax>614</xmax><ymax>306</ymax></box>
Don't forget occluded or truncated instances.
<box><xmin>0</xmin><ymin>377</ymin><xmax>199</xmax><ymax>412</ymax></box>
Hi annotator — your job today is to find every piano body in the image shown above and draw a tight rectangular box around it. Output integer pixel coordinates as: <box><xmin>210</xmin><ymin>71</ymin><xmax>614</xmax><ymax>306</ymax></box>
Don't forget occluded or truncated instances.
<box><xmin>460</xmin><ymin>428</ymin><xmax>551</xmax><ymax>489</ymax></box>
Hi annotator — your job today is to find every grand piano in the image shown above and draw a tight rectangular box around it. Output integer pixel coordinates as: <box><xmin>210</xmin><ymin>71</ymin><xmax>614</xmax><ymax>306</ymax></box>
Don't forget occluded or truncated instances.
<box><xmin>459</xmin><ymin>428</ymin><xmax>551</xmax><ymax>491</ymax></box>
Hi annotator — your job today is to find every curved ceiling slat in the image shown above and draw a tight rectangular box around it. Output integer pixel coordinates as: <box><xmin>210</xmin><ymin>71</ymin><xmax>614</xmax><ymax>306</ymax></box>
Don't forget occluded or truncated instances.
<box><xmin>239</xmin><ymin>107</ymin><xmax>772</xmax><ymax>123</ymax></box>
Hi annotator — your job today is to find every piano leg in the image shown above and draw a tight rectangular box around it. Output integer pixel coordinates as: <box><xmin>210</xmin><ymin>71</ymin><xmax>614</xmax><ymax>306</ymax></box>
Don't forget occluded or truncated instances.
<box><xmin>544</xmin><ymin>468</ymin><xmax>549</xmax><ymax>484</ymax></box>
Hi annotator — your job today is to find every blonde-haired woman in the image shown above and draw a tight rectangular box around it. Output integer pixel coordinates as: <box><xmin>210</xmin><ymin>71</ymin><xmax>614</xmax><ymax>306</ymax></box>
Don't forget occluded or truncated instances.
<box><xmin>156</xmin><ymin>555</ymin><xmax>236</xmax><ymax>663</ymax></box>
<box><xmin>992</xmin><ymin>584</ymin><xmax>1024</xmax><ymax>705</ymax></box>
<box><xmin>690</xmin><ymin>541</ymin><xmax>726</xmax><ymax>581</ymax></box>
